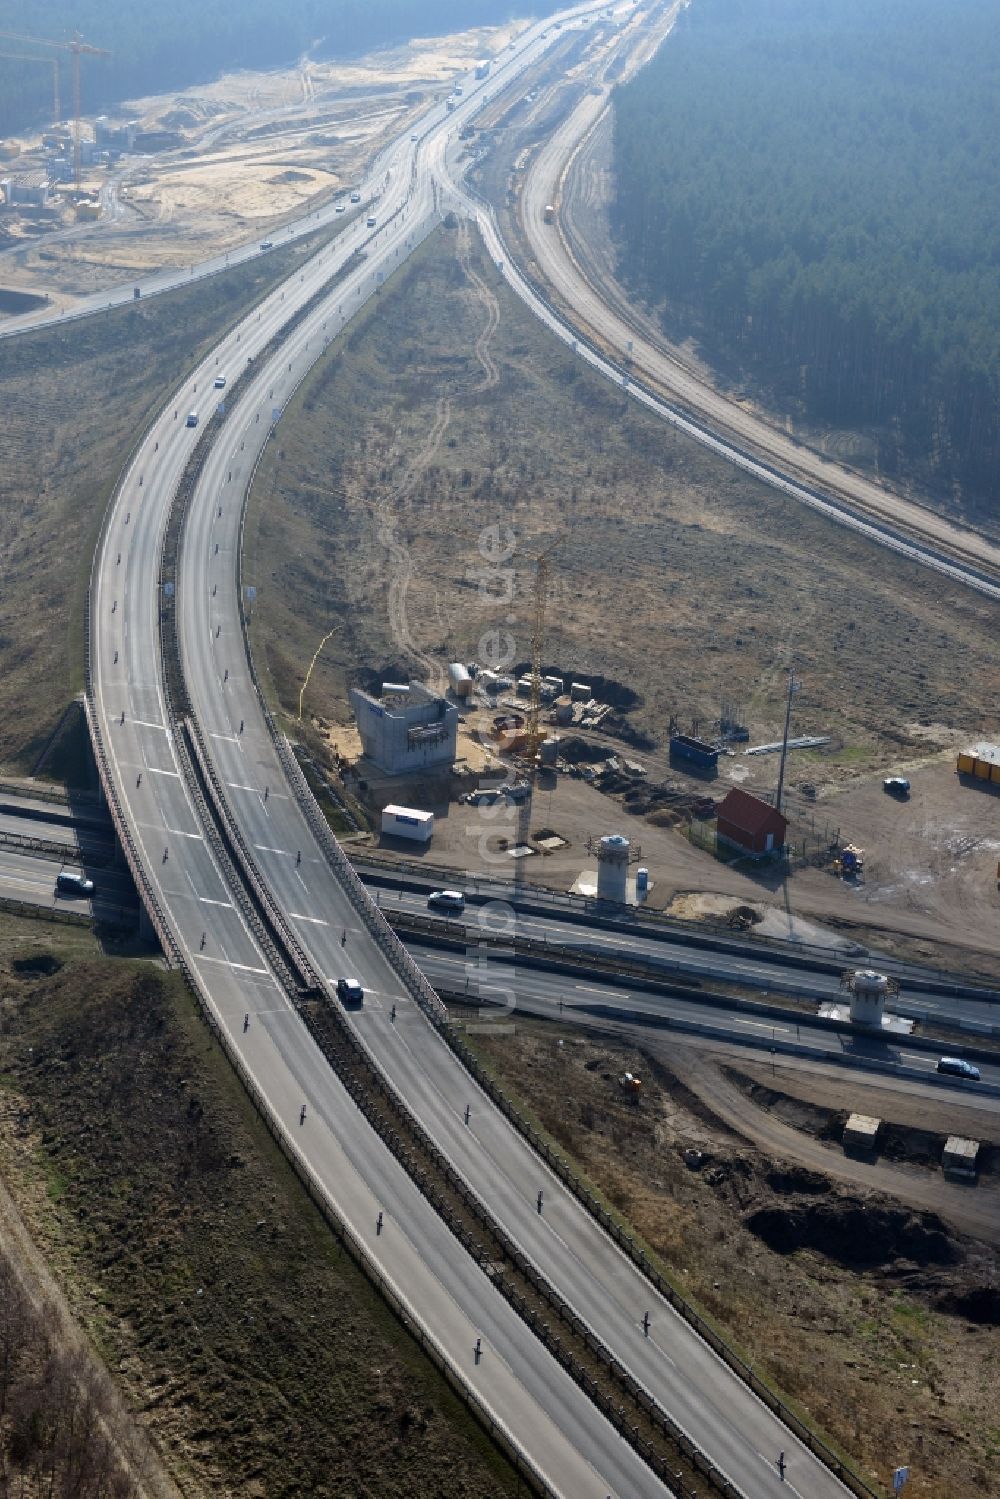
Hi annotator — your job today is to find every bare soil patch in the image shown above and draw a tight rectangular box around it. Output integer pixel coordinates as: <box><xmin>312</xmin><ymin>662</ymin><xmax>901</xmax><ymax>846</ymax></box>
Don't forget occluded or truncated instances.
<box><xmin>465</xmin><ymin>1015</ymin><xmax>1000</xmax><ymax>1498</ymax></box>
<box><xmin>0</xmin><ymin>23</ymin><xmax>525</xmax><ymax>310</ymax></box>
<box><xmin>245</xmin><ymin>224</ymin><xmax>1000</xmax><ymax>960</ymax></box>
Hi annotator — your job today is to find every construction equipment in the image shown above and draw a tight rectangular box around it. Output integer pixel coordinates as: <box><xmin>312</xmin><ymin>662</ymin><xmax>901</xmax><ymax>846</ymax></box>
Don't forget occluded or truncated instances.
<box><xmin>0</xmin><ymin>29</ymin><xmax>110</xmax><ymax>190</ymax></box>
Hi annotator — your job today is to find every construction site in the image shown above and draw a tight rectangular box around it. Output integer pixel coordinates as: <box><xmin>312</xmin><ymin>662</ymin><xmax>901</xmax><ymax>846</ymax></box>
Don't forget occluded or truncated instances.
<box><xmin>0</xmin><ymin>18</ymin><xmax>519</xmax><ymax>312</ymax></box>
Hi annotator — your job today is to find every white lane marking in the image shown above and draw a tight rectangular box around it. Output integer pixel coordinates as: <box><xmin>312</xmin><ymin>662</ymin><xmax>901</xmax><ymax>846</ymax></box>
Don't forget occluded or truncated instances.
<box><xmin>228</xmin><ymin>781</ymin><xmax>258</xmax><ymax>793</ymax></box>
<box><xmin>165</xmin><ymin>827</ymin><xmax>204</xmax><ymax>840</ymax></box>
<box><xmin>132</xmin><ymin>718</ymin><xmax>168</xmax><ymax>731</ymax></box>
<box><xmin>574</xmin><ymin>983</ymin><xmax>613</xmax><ymax>994</ymax></box>
<box><xmin>210</xmin><ymin>732</ymin><xmax>239</xmax><ymax>744</ymax></box>
<box><xmin>290</xmin><ymin>912</ymin><xmax>329</xmax><ymax>925</ymax></box>
<box><xmin>728</xmin><ymin>1018</ymin><xmax>790</xmax><ymax>1033</ymax></box>
<box><xmin>197</xmin><ymin>955</ymin><xmax>269</xmax><ymax>975</ymax></box>
<box><xmin>148</xmin><ymin>767</ymin><xmax>181</xmax><ymax>778</ymax></box>
<box><xmin>199</xmin><ymin>897</ymin><xmax>234</xmax><ymax>908</ymax></box>
<box><xmin>254</xmin><ymin>844</ymin><xmax>289</xmax><ymax>856</ymax></box>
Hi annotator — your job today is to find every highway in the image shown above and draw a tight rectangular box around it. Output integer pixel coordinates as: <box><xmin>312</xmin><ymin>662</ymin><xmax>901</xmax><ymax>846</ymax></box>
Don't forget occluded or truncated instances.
<box><xmin>78</xmin><ymin>7</ymin><xmax>866</xmax><ymax>1497</ymax></box>
<box><xmin>80</xmin><ymin>10</ymin><xmax>729</xmax><ymax>1498</ymax></box>
<box><xmin>0</xmin><ymin>2</ymin><xmax>927</xmax><ymax>1493</ymax></box>
<box><xmin>140</xmin><ymin>22</ymin><xmax>860</xmax><ymax>1499</ymax></box>
<box><xmin>405</xmin><ymin>939</ymin><xmax>1000</xmax><ymax>1101</ymax></box>
<box><xmin>367</xmin><ymin>882</ymin><xmax>1000</xmax><ymax>1034</ymax></box>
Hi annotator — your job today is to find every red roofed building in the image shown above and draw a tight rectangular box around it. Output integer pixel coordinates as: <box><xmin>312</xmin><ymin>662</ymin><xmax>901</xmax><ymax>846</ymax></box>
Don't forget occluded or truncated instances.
<box><xmin>716</xmin><ymin>789</ymin><xmax>787</xmax><ymax>857</ymax></box>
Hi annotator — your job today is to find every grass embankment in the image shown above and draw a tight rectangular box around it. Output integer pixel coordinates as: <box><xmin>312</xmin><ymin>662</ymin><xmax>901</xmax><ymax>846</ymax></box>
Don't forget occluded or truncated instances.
<box><xmin>0</xmin><ymin>917</ymin><xmax>520</xmax><ymax>1497</ymax></box>
<box><xmin>461</xmin><ymin>1015</ymin><xmax>1000</xmax><ymax>1499</ymax></box>
<box><xmin>0</xmin><ymin>224</ymin><xmax>343</xmax><ymax>782</ymax></box>
<box><xmin>244</xmin><ymin>223</ymin><xmax>1000</xmax><ymax>774</ymax></box>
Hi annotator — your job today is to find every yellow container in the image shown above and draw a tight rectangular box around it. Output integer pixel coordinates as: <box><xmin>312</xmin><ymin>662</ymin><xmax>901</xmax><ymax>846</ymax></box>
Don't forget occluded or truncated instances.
<box><xmin>957</xmin><ymin>751</ymin><xmax>975</xmax><ymax>773</ymax></box>
<box><xmin>975</xmin><ymin>759</ymin><xmax>992</xmax><ymax>779</ymax></box>
<box><xmin>990</xmin><ymin>764</ymin><xmax>1000</xmax><ymax>785</ymax></box>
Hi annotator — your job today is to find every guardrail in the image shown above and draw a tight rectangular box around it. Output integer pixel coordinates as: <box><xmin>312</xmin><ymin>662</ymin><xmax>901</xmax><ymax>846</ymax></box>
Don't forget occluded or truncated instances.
<box><xmin>352</xmin><ymin>852</ymin><xmax>1000</xmax><ymax>1002</ymax></box>
<box><xmin>219</xmin><ymin>194</ymin><xmax>881</xmax><ymax>1494</ymax></box>
<box><xmin>0</xmin><ymin>894</ymin><xmax>91</xmax><ymax>929</ymax></box>
<box><xmin>437</xmin><ymin>997</ymin><xmax>883</xmax><ymax>1498</ymax></box>
<box><xmin>229</xmin><ymin>204</ymin><xmax>453</xmax><ymax>1033</ymax></box>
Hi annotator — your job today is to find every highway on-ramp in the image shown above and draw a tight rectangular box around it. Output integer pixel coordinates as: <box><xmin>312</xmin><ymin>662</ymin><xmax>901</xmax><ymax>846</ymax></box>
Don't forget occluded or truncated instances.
<box><xmin>83</xmin><ymin>8</ymin><xmax>862</xmax><ymax>1498</ymax></box>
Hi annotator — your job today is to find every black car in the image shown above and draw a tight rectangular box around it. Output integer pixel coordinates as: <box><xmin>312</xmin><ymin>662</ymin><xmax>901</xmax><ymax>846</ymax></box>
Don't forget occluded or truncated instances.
<box><xmin>883</xmin><ymin>777</ymin><xmax>911</xmax><ymax>798</ymax></box>
<box><xmin>336</xmin><ymin>977</ymin><xmax>364</xmax><ymax>1008</ymax></box>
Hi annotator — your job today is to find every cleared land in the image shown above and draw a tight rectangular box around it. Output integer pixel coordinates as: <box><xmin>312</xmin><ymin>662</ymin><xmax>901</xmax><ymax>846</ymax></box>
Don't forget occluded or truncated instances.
<box><xmin>0</xmin><ymin>23</ymin><xmax>523</xmax><ymax>313</ymax></box>
<box><xmin>462</xmin><ymin>1012</ymin><xmax>1000</xmax><ymax>1499</ymax></box>
<box><xmin>0</xmin><ymin>224</ymin><xmax>347</xmax><ymax>778</ymax></box>
<box><xmin>0</xmin><ymin>916</ymin><xmax>521</xmax><ymax>1497</ymax></box>
<box><xmin>245</xmin><ymin>224</ymin><xmax>1000</xmax><ymax>959</ymax></box>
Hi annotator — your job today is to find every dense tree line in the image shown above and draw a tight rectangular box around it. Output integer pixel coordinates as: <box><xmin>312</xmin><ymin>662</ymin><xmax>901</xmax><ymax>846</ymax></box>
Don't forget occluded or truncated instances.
<box><xmin>0</xmin><ymin>0</ymin><xmax>555</xmax><ymax>135</ymax></box>
<box><xmin>611</xmin><ymin>0</ymin><xmax>1000</xmax><ymax>510</ymax></box>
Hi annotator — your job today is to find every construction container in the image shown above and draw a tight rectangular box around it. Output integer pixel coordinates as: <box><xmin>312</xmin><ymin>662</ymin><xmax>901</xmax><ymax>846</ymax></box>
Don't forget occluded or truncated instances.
<box><xmin>635</xmin><ymin>866</ymin><xmax>649</xmax><ymax>896</ymax></box>
<box><xmin>843</xmin><ymin>1114</ymin><xmax>880</xmax><ymax>1152</ymax></box>
<box><xmin>381</xmin><ymin>804</ymin><xmax>434</xmax><ymax>843</ymax></box>
<box><xmin>942</xmin><ymin>1136</ymin><xmax>979</xmax><ymax>1180</ymax></box>
<box><xmin>539</xmin><ymin>736</ymin><xmax>560</xmax><ymax>767</ymax></box>
<box><xmin>669</xmin><ymin>734</ymin><xmax>719</xmax><ymax>771</ymax></box>
<box><xmin>448</xmin><ymin>662</ymin><xmax>473</xmax><ymax>698</ymax></box>
<box><xmin>957</xmin><ymin>742</ymin><xmax>1000</xmax><ymax>782</ymax></box>
<box><xmin>570</xmin><ymin>682</ymin><xmax>591</xmax><ymax>701</ymax></box>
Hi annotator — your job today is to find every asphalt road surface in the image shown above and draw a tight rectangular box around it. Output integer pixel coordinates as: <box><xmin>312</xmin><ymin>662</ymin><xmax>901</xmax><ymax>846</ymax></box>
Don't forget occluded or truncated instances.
<box><xmin>145</xmin><ymin>21</ymin><xmax>855</xmax><ymax>1499</ymax></box>
<box><xmin>38</xmin><ymin>5</ymin><xmax>860</xmax><ymax>1494</ymax></box>
<box><xmin>370</xmin><ymin>882</ymin><xmax>1000</xmax><ymax>1034</ymax></box>
<box><xmin>83</xmin><ymin>9</ymin><xmax>727</xmax><ymax>1496</ymax></box>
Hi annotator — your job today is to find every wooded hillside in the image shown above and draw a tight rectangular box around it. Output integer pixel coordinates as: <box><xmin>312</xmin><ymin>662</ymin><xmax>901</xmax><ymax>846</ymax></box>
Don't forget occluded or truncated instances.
<box><xmin>0</xmin><ymin>1</ymin><xmax>552</xmax><ymax>134</ymax></box>
<box><xmin>611</xmin><ymin>0</ymin><xmax>1000</xmax><ymax>512</ymax></box>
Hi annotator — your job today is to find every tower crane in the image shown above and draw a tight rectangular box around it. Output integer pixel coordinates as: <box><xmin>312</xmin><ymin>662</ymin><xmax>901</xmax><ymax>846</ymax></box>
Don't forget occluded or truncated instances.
<box><xmin>0</xmin><ymin>29</ymin><xmax>111</xmax><ymax>190</ymax></box>
<box><xmin>526</xmin><ymin>534</ymin><xmax>563</xmax><ymax>758</ymax></box>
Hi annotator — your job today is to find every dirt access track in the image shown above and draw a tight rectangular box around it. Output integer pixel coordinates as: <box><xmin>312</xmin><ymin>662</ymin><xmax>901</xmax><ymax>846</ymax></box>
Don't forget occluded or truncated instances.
<box><xmin>0</xmin><ymin>19</ymin><xmax>525</xmax><ymax>312</ymax></box>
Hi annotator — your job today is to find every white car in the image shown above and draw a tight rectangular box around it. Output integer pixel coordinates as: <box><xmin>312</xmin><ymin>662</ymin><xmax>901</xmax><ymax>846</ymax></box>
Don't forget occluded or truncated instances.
<box><xmin>427</xmin><ymin>889</ymin><xmax>466</xmax><ymax>913</ymax></box>
<box><xmin>335</xmin><ymin>201</ymin><xmax>346</xmax><ymax>213</ymax></box>
<box><xmin>214</xmin><ymin>375</ymin><xmax>226</xmax><ymax>389</ymax></box>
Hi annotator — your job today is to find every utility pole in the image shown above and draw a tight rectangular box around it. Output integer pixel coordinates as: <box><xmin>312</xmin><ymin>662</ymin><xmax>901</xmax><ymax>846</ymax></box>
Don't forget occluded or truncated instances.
<box><xmin>775</xmin><ymin>667</ymin><xmax>798</xmax><ymax>815</ymax></box>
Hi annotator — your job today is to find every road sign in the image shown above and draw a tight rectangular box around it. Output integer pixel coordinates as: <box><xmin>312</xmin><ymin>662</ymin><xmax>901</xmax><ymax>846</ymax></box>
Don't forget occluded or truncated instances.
<box><xmin>271</xmin><ymin>407</ymin><xmax>282</xmax><ymax>422</ymax></box>
<box><xmin>245</xmin><ymin>585</ymin><xmax>257</xmax><ymax>604</ymax></box>
<box><xmin>163</xmin><ymin>581</ymin><xmax>175</xmax><ymax>598</ymax></box>
<box><xmin>893</xmin><ymin>1468</ymin><xmax>910</xmax><ymax>1493</ymax></box>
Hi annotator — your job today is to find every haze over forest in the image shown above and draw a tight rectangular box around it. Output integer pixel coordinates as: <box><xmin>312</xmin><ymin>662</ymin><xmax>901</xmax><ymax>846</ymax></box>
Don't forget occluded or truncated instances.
<box><xmin>612</xmin><ymin>0</ymin><xmax>1000</xmax><ymax>510</ymax></box>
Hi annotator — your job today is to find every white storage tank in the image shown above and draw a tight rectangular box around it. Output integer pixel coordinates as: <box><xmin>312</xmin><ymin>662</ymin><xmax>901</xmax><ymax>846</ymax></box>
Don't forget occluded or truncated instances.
<box><xmin>448</xmin><ymin>662</ymin><xmax>473</xmax><ymax>698</ymax></box>
<box><xmin>597</xmin><ymin>834</ymin><xmax>630</xmax><ymax>903</ymax></box>
<box><xmin>381</xmin><ymin>804</ymin><xmax>434</xmax><ymax>844</ymax></box>
<box><xmin>847</xmin><ymin>970</ymin><xmax>888</xmax><ymax>1028</ymax></box>
<box><xmin>554</xmin><ymin>695</ymin><xmax>573</xmax><ymax>724</ymax></box>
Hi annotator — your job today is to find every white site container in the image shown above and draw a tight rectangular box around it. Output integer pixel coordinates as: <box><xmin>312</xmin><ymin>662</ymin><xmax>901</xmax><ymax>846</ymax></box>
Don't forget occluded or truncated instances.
<box><xmin>381</xmin><ymin>804</ymin><xmax>434</xmax><ymax>844</ymax></box>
